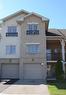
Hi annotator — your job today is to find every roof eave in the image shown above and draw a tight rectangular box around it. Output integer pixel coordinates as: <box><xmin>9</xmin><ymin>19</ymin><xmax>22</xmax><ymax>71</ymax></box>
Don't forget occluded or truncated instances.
<box><xmin>1</xmin><ymin>9</ymin><xmax>30</xmax><ymax>21</ymax></box>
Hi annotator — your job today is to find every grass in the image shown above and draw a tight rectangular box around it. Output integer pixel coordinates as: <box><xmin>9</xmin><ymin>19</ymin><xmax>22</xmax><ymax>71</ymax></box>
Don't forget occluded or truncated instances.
<box><xmin>48</xmin><ymin>80</ymin><xmax>66</xmax><ymax>95</ymax></box>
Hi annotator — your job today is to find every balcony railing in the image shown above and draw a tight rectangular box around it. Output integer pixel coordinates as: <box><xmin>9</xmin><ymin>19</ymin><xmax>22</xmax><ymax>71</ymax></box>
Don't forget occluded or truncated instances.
<box><xmin>6</xmin><ymin>32</ymin><xmax>18</xmax><ymax>37</ymax></box>
<box><xmin>46</xmin><ymin>53</ymin><xmax>62</xmax><ymax>61</ymax></box>
<box><xmin>26</xmin><ymin>30</ymin><xmax>39</xmax><ymax>35</ymax></box>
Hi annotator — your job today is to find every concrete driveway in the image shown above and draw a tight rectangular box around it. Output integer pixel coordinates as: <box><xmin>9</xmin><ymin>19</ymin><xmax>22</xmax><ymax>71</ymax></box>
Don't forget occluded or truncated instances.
<box><xmin>0</xmin><ymin>79</ymin><xmax>17</xmax><ymax>93</ymax></box>
<box><xmin>0</xmin><ymin>80</ymin><xmax>50</xmax><ymax>95</ymax></box>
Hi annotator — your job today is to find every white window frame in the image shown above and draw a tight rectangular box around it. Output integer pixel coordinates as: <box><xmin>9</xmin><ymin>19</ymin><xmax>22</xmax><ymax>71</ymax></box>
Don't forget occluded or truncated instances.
<box><xmin>8</xmin><ymin>26</ymin><xmax>17</xmax><ymax>33</ymax></box>
<box><xmin>27</xmin><ymin>23</ymin><xmax>38</xmax><ymax>30</ymax></box>
<box><xmin>6</xmin><ymin>45</ymin><xmax>16</xmax><ymax>55</ymax></box>
<box><xmin>26</xmin><ymin>43</ymin><xmax>40</xmax><ymax>54</ymax></box>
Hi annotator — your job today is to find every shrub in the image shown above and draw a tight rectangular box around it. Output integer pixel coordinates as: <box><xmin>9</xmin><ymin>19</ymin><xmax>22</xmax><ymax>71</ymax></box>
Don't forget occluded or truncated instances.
<box><xmin>55</xmin><ymin>59</ymin><xmax>64</xmax><ymax>80</ymax></box>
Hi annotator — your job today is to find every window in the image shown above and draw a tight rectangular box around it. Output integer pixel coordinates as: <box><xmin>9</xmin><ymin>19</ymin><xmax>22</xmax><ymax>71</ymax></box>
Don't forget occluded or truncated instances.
<box><xmin>54</xmin><ymin>49</ymin><xmax>58</xmax><ymax>53</ymax></box>
<box><xmin>8</xmin><ymin>26</ymin><xmax>17</xmax><ymax>33</ymax></box>
<box><xmin>6</xmin><ymin>26</ymin><xmax>18</xmax><ymax>36</ymax></box>
<box><xmin>28</xmin><ymin>24</ymin><xmax>38</xmax><ymax>30</ymax></box>
<box><xmin>26</xmin><ymin>23</ymin><xmax>39</xmax><ymax>35</ymax></box>
<box><xmin>46</xmin><ymin>49</ymin><xmax>51</xmax><ymax>60</ymax></box>
<box><xmin>26</xmin><ymin>44</ymin><xmax>40</xmax><ymax>54</ymax></box>
<box><xmin>6</xmin><ymin>45</ymin><xmax>16</xmax><ymax>55</ymax></box>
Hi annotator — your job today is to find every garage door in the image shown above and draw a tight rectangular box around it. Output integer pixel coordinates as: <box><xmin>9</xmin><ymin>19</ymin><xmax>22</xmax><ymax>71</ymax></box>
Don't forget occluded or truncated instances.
<box><xmin>2</xmin><ymin>63</ymin><xmax>19</xmax><ymax>79</ymax></box>
<box><xmin>24</xmin><ymin>63</ymin><xmax>43</xmax><ymax>80</ymax></box>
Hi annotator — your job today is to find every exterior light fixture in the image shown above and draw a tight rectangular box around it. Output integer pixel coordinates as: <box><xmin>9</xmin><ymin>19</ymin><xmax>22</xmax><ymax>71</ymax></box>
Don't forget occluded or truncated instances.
<box><xmin>41</xmin><ymin>63</ymin><xmax>44</xmax><ymax>66</ymax></box>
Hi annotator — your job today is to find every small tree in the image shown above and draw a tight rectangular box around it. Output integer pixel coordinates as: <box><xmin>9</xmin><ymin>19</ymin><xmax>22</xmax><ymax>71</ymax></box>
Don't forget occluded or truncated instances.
<box><xmin>55</xmin><ymin>59</ymin><xmax>63</xmax><ymax>80</ymax></box>
<box><xmin>65</xmin><ymin>67</ymin><xmax>66</xmax><ymax>79</ymax></box>
<box><xmin>55</xmin><ymin>47</ymin><xmax>64</xmax><ymax>80</ymax></box>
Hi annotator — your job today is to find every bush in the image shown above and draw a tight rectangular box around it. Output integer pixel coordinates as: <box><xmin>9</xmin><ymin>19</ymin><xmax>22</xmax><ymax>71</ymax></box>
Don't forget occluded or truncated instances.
<box><xmin>65</xmin><ymin>68</ymin><xmax>66</xmax><ymax>79</ymax></box>
<box><xmin>55</xmin><ymin>59</ymin><xmax>64</xmax><ymax>80</ymax></box>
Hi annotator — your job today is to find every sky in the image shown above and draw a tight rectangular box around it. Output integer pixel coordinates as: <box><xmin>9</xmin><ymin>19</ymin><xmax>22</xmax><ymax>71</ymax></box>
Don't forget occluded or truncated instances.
<box><xmin>0</xmin><ymin>0</ymin><xmax>66</xmax><ymax>29</ymax></box>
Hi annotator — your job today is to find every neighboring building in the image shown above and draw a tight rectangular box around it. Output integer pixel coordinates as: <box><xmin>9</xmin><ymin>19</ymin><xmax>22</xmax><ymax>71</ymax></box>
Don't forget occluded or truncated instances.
<box><xmin>0</xmin><ymin>10</ymin><xmax>66</xmax><ymax>80</ymax></box>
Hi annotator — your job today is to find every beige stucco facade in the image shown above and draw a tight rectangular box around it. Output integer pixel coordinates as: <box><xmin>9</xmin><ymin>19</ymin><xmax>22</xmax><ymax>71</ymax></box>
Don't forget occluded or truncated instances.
<box><xmin>0</xmin><ymin>10</ymin><xmax>48</xmax><ymax>80</ymax></box>
<box><xmin>0</xmin><ymin>10</ymin><xmax>66</xmax><ymax>80</ymax></box>
<box><xmin>19</xmin><ymin>14</ymin><xmax>47</xmax><ymax>80</ymax></box>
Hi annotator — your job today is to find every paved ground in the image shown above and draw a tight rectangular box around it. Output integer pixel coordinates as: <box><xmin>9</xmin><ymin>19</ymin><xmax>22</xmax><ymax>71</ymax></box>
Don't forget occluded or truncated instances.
<box><xmin>0</xmin><ymin>80</ymin><xmax>10</xmax><ymax>93</ymax></box>
<box><xmin>0</xmin><ymin>80</ymin><xmax>50</xmax><ymax>95</ymax></box>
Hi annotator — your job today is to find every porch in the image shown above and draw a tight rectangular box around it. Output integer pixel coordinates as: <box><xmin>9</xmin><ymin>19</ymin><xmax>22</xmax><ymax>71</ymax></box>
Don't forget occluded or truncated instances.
<box><xmin>46</xmin><ymin>39</ymin><xmax>66</xmax><ymax>79</ymax></box>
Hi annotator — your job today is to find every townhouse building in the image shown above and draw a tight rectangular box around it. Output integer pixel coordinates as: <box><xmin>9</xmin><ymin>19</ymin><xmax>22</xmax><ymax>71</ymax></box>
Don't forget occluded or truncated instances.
<box><xmin>0</xmin><ymin>10</ymin><xmax>66</xmax><ymax>80</ymax></box>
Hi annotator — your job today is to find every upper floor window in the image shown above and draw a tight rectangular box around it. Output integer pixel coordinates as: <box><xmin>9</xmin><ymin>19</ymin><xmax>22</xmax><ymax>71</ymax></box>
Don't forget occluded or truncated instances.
<box><xmin>26</xmin><ymin>43</ymin><xmax>40</xmax><ymax>54</ymax></box>
<box><xmin>26</xmin><ymin>23</ymin><xmax>39</xmax><ymax>35</ymax></box>
<box><xmin>8</xmin><ymin>26</ymin><xmax>17</xmax><ymax>33</ymax></box>
<box><xmin>6</xmin><ymin>45</ymin><xmax>16</xmax><ymax>55</ymax></box>
<box><xmin>6</xmin><ymin>26</ymin><xmax>18</xmax><ymax>36</ymax></box>
<box><xmin>28</xmin><ymin>24</ymin><xmax>38</xmax><ymax>30</ymax></box>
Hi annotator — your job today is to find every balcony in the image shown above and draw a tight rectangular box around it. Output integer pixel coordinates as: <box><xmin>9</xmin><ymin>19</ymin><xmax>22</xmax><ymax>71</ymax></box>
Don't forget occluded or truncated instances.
<box><xmin>6</xmin><ymin>32</ymin><xmax>18</xmax><ymax>37</ymax></box>
<box><xmin>46</xmin><ymin>53</ymin><xmax>62</xmax><ymax>61</ymax></box>
<box><xmin>26</xmin><ymin>30</ymin><xmax>39</xmax><ymax>35</ymax></box>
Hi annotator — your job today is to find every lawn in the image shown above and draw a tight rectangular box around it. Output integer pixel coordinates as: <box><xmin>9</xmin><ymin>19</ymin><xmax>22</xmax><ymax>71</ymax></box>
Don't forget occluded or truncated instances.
<box><xmin>48</xmin><ymin>80</ymin><xmax>66</xmax><ymax>95</ymax></box>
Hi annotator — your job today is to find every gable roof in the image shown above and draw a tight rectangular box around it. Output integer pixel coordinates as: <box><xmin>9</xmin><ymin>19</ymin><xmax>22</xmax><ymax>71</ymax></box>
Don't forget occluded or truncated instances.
<box><xmin>48</xmin><ymin>29</ymin><xmax>66</xmax><ymax>41</ymax></box>
<box><xmin>1</xmin><ymin>9</ymin><xmax>49</xmax><ymax>23</ymax></box>
<box><xmin>2</xmin><ymin>9</ymin><xmax>30</xmax><ymax>21</ymax></box>
<box><xmin>17</xmin><ymin>12</ymin><xmax>49</xmax><ymax>22</ymax></box>
<box><xmin>24</xmin><ymin>12</ymin><xmax>49</xmax><ymax>21</ymax></box>
<box><xmin>48</xmin><ymin>29</ymin><xmax>63</xmax><ymax>36</ymax></box>
<box><xmin>58</xmin><ymin>29</ymin><xmax>66</xmax><ymax>37</ymax></box>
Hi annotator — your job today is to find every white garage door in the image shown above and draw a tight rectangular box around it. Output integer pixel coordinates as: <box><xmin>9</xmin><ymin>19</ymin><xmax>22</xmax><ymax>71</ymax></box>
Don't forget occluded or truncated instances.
<box><xmin>24</xmin><ymin>63</ymin><xmax>43</xmax><ymax>80</ymax></box>
<box><xmin>2</xmin><ymin>64</ymin><xmax>19</xmax><ymax>79</ymax></box>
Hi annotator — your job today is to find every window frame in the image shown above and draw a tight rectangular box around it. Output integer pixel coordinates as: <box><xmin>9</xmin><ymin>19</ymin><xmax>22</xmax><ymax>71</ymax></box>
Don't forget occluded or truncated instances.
<box><xmin>8</xmin><ymin>26</ymin><xmax>17</xmax><ymax>33</ymax></box>
<box><xmin>26</xmin><ymin>43</ymin><xmax>40</xmax><ymax>54</ymax></box>
<box><xmin>46</xmin><ymin>49</ymin><xmax>51</xmax><ymax>60</ymax></box>
<box><xmin>6</xmin><ymin>45</ymin><xmax>16</xmax><ymax>55</ymax></box>
<box><xmin>26</xmin><ymin>23</ymin><xmax>39</xmax><ymax>35</ymax></box>
<box><xmin>27</xmin><ymin>23</ymin><xmax>38</xmax><ymax>31</ymax></box>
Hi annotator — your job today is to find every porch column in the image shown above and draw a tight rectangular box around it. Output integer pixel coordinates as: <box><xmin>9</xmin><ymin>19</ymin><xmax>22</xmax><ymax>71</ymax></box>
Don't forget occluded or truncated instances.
<box><xmin>61</xmin><ymin>39</ymin><xmax>65</xmax><ymax>72</ymax></box>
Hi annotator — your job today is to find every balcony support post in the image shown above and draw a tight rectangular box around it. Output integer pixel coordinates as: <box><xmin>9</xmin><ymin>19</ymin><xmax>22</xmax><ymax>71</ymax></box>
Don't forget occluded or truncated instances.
<box><xmin>61</xmin><ymin>39</ymin><xmax>65</xmax><ymax>72</ymax></box>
